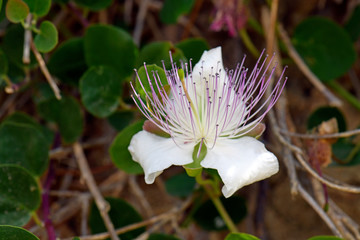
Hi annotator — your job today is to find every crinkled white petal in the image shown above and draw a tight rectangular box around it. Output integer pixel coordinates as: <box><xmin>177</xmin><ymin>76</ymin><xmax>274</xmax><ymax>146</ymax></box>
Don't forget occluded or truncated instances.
<box><xmin>128</xmin><ymin>130</ymin><xmax>194</xmax><ymax>184</ymax></box>
<box><xmin>201</xmin><ymin>136</ymin><xmax>279</xmax><ymax>198</ymax></box>
<box><xmin>192</xmin><ymin>46</ymin><xmax>226</xmax><ymax>84</ymax></box>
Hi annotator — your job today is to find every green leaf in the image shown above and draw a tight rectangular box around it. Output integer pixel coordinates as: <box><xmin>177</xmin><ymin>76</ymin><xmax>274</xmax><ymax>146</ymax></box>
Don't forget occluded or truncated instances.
<box><xmin>89</xmin><ymin>197</ymin><xmax>145</xmax><ymax>240</ymax></box>
<box><xmin>308</xmin><ymin>236</ymin><xmax>344</xmax><ymax>240</ymax></box>
<box><xmin>136</xmin><ymin>41</ymin><xmax>186</xmax><ymax>69</ymax></box>
<box><xmin>193</xmin><ymin>196</ymin><xmax>247</xmax><ymax>231</ymax></box>
<box><xmin>48</xmin><ymin>37</ymin><xmax>87</xmax><ymax>85</ymax></box>
<box><xmin>0</xmin><ymin>225</ymin><xmax>40</xmax><ymax>239</ymax></box>
<box><xmin>23</xmin><ymin>0</ymin><xmax>51</xmax><ymax>17</ymax></box>
<box><xmin>5</xmin><ymin>0</ymin><xmax>29</xmax><ymax>23</ymax></box>
<box><xmin>37</xmin><ymin>96</ymin><xmax>84</xmax><ymax>143</ymax></box>
<box><xmin>165</xmin><ymin>172</ymin><xmax>196</xmax><ymax>197</ymax></box>
<box><xmin>160</xmin><ymin>0</ymin><xmax>195</xmax><ymax>24</ymax></box>
<box><xmin>307</xmin><ymin>106</ymin><xmax>346</xmax><ymax>132</ymax></box>
<box><xmin>225</xmin><ymin>233</ymin><xmax>260</xmax><ymax>240</ymax></box>
<box><xmin>80</xmin><ymin>66</ymin><xmax>122</xmax><ymax>118</ymax></box>
<box><xmin>34</xmin><ymin>21</ymin><xmax>58</xmax><ymax>53</ymax></box>
<box><xmin>292</xmin><ymin>17</ymin><xmax>356</xmax><ymax>83</ymax></box>
<box><xmin>0</xmin><ymin>121</ymin><xmax>49</xmax><ymax>176</ymax></box>
<box><xmin>135</xmin><ymin>64</ymin><xmax>168</xmax><ymax>99</ymax></box>
<box><xmin>0</xmin><ymin>48</ymin><xmax>9</xmax><ymax>76</ymax></box>
<box><xmin>175</xmin><ymin>38</ymin><xmax>209</xmax><ymax>64</ymax></box>
<box><xmin>0</xmin><ymin>165</ymin><xmax>41</xmax><ymax>226</ymax></box>
<box><xmin>84</xmin><ymin>24</ymin><xmax>138</xmax><ymax>80</ymax></box>
<box><xmin>2</xmin><ymin>24</ymin><xmax>36</xmax><ymax>69</ymax></box>
<box><xmin>110</xmin><ymin>121</ymin><xmax>144</xmax><ymax>174</ymax></box>
<box><xmin>148</xmin><ymin>233</ymin><xmax>181</xmax><ymax>240</ymax></box>
<box><xmin>74</xmin><ymin>0</ymin><xmax>112</xmax><ymax>11</ymax></box>
<box><xmin>4</xmin><ymin>112</ymin><xmax>54</xmax><ymax>148</ymax></box>
<box><xmin>0</xmin><ymin>0</ymin><xmax>3</xmax><ymax>12</ymax></box>
<box><xmin>107</xmin><ymin>111</ymin><xmax>134</xmax><ymax>131</ymax></box>
<box><xmin>345</xmin><ymin>5</ymin><xmax>360</xmax><ymax>41</ymax></box>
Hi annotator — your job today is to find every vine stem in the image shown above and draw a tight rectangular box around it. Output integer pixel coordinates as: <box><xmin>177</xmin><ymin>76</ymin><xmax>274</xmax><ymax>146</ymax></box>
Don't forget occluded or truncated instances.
<box><xmin>327</xmin><ymin>81</ymin><xmax>360</xmax><ymax>111</ymax></box>
<box><xmin>195</xmin><ymin>174</ymin><xmax>238</xmax><ymax>233</ymax></box>
<box><xmin>239</xmin><ymin>29</ymin><xmax>260</xmax><ymax>58</ymax></box>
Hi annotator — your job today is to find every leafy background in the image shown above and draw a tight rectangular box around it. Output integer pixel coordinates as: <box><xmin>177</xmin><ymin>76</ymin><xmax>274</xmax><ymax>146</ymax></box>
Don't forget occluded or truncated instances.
<box><xmin>0</xmin><ymin>0</ymin><xmax>360</xmax><ymax>239</ymax></box>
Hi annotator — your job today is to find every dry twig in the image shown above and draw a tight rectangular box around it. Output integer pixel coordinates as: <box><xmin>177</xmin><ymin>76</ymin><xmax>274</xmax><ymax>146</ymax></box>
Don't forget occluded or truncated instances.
<box><xmin>277</xmin><ymin>24</ymin><xmax>342</xmax><ymax>107</ymax></box>
<box><xmin>73</xmin><ymin>142</ymin><xmax>120</xmax><ymax>240</ymax></box>
<box><xmin>30</xmin><ymin>41</ymin><xmax>61</xmax><ymax>100</ymax></box>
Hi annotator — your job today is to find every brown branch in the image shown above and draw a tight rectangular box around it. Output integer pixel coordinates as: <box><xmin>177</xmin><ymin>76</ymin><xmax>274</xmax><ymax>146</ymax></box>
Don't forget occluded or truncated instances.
<box><xmin>61</xmin><ymin>197</ymin><xmax>192</xmax><ymax>240</ymax></box>
<box><xmin>30</xmin><ymin>41</ymin><xmax>61</xmax><ymax>100</ymax></box>
<box><xmin>277</xmin><ymin>24</ymin><xmax>342</xmax><ymax>107</ymax></box>
<box><xmin>72</xmin><ymin>142</ymin><xmax>120</xmax><ymax>240</ymax></box>
<box><xmin>280</xmin><ymin>128</ymin><xmax>360</xmax><ymax>139</ymax></box>
<box><xmin>23</xmin><ymin>14</ymin><xmax>32</xmax><ymax>64</ymax></box>
<box><xmin>133</xmin><ymin>0</ymin><xmax>149</xmax><ymax>46</ymax></box>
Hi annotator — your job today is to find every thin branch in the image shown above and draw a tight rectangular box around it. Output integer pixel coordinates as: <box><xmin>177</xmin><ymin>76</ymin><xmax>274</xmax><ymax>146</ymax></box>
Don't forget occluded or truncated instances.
<box><xmin>279</xmin><ymin>128</ymin><xmax>360</xmax><ymax>139</ymax></box>
<box><xmin>62</xmin><ymin>197</ymin><xmax>193</xmax><ymax>240</ymax></box>
<box><xmin>266</xmin><ymin>0</ymin><xmax>279</xmax><ymax>57</ymax></box>
<box><xmin>30</xmin><ymin>41</ymin><xmax>62</xmax><ymax>100</ymax></box>
<box><xmin>129</xmin><ymin>175</ymin><xmax>154</xmax><ymax>217</ymax></box>
<box><xmin>277</xmin><ymin>24</ymin><xmax>342</xmax><ymax>107</ymax></box>
<box><xmin>297</xmin><ymin>183</ymin><xmax>342</xmax><ymax>236</ymax></box>
<box><xmin>133</xmin><ymin>0</ymin><xmax>149</xmax><ymax>46</ymax></box>
<box><xmin>73</xmin><ymin>142</ymin><xmax>120</xmax><ymax>240</ymax></box>
<box><xmin>23</xmin><ymin>14</ymin><xmax>32</xmax><ymax>64</ymax></box>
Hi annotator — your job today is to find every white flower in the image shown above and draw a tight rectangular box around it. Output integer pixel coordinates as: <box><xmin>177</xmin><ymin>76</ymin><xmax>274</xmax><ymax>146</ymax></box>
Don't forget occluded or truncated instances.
<box><xmin>128</xmin><ymin>47</ymin><xmax>287</xmax><ymax>198</ymax></box>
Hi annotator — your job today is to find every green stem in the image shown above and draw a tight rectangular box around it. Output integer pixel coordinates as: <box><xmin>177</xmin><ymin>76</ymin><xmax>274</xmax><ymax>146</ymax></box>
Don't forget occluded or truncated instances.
<box><xmin>345</xmin><ymin>141</ymin><xmax>360</xmax><ymax>163</ymax></box>
<box><xmin>196</xmin><ymin>174</ymin><xmax>238</xmax><ymax>233</ymax></box>
<box><xmin>239</xmin><ymin>29</ymin><xmax>260</xmax><ymax>58</ymax></box>
<box><xmin>327</xmin><ymin>81</ymin><xmax>360</xmax><ymax>111</ymax></box>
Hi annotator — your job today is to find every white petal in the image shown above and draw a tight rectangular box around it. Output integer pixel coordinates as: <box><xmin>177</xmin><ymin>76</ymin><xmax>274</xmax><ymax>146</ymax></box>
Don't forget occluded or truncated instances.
<box><xmin>201</xmin><ymin>136</ymin><xmax>279</xmax><ymax>198</ymax></box>
<box><xmin>192</xmin><ymin>46</ymin><xmax>226</xmax><ymax>83</ymax></box>
<box><xmin>128</xmin><ymin>130</ymin><xmax>194</xmax><ymax>184</ymax></box>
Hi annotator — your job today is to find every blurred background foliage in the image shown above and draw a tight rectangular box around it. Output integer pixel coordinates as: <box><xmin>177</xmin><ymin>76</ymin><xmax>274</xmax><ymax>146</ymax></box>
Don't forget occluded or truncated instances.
<box><xmin>0</xmin><ymin>0</ymin><xmax>360</xmax><ymax>239</ymax></box>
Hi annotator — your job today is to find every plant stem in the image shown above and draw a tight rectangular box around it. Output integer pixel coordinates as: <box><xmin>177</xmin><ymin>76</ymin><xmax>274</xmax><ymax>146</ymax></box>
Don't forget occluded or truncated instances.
<box><xmin>239</xmin><ymin>28</ymin><xmax>260</xmax><ymax>58</ymax></box>
<box><xmin>196</xmin><ymin>175</ymin><xmax>238</xmax><ymax>233</ymax></box>
<box><xmin>327</xmin><ymin>81</ymin><xmax>360</xmax><ymax>111</ymax></box>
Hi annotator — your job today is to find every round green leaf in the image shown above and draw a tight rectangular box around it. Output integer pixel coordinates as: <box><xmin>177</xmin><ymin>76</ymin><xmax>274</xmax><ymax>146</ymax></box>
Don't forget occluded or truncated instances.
<box><xmin>110</xmin><ymin>121</ymin><xmax>144</xmax><ymax>174</ymax></box>
<box><xmin>107</xmin><ymin>111</ymin><xmax>134</xmax><ymax>131</ymax></box>
<box><xmin>34</xmin><ymin>21</ymin><xmax>58</xmax><ymax>53</ymax></box>
<box><xmin>175</xmin><ymin>38</ymin><xmax>209</xmax><ymax>64</ymax></box>
<box><xmin>0</xmin><ymin>165</ymin><xmax>41</xmax><ymax>226</ymax></box>
<box><xmin>23</xmin><ymin>0</ymin><xmax>50</xmax><ymax>17</ymax></box>
<box><xmin>308</xmin><ymin>236</ymin><xmax>344</xmax><ymax>240</ymax></box>
<box><xmin>136</xmin><ymin>41</ymin><xmax>186</xmax><ymax>69</ymax></box>
<box><xmin>4</xmin><ymin>112</ymin><xmax>54</xmax><ymax>148</ymax></box>
<box><xmin>307</xmin><ymin>106</ymin><xmax>346</xmax><ymax>132</ymax></box>
<box><xmin>37</xmin><ymin>96</ymin><xmax>84</xmax><ymax>143</ymax></box>
<box><xmin>2</xmin><ymin>25</ymin><xmax>36</xmax><ymax>69</ymax></box>
<box><xmin>80</xmin><ymin>66</ymin><xmax>122</xmax><ymax>118</ymax></box>
<box><xmin>0</xmin><ymin>225</ymin><xmax>40</xmax><ymax>240</ymax></box>
<box><xmin>0</xmin><ymin>48</ymin><xmax>9</xmax><ymax>75</ymax></box>
<box><xmin>148</xmin><ymin>233</ymin><xmax>181</xmax><ymax>240</ymax></box>
<box><xmin>89</xmin><ymin>197</ymin><xmax>144</xmax><ymax>240</ymax></box>
<box><xmin>165</xmin><ymin>172</ymin><xmax>196</xmax><ymax>197</ymax></box>
<box><xmin>5</xmin><ymin>0</ymin><xmax>29</xmax><ymax>23</ymax></box>
<box><xmin>0</xmin><ymin>121</ymin><xmax>49</xmax><ymax>176</ymax></box>
<box><xmin>48</xmin><ymin>37</ymin><xmax>87</xmax><ymax>85</ymax></box>
<box><xmin>225</xmin><ymin>233</ymin><xmax>260</xmax><ymax>240</ymax></box>
<box><xmin>135</xmin><ymin>64</ymin><xmax>168</xmax><ymax>100</ymax></box>
<box><xmin>193</xmin><ymin>196</ymin><xmax>247</xmax><ymax>231</ymax></box>
<box><xmin>292</xmin><ymin>17</ymin><xmax>356</xmax><ymax>83</ymax></box>
<box><xmin>74</xmin><ymin>0</ymin><xmax>112</xmax><ymax>11</ymax></box>
<box><xmin>160</xmin><ymin>0</ymin><xmax>194</xmax><ymax>24</ymax></box>
<box><xmin>84</xmin><ymin>24</ymin><xmax>138</xmax><ymax>80</ymax></box>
